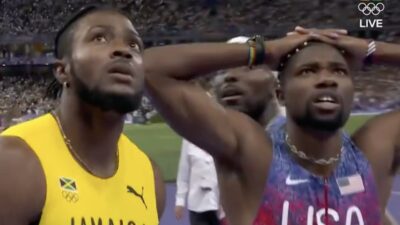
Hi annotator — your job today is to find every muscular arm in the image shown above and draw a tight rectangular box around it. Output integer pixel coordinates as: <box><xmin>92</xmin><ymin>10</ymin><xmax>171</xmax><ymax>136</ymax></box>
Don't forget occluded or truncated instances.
<box><xmin>352</xmin><ymin>111</ymin><xmax>400</xmax><ymax>176</ymax></box>
<box><xmin>143</xmin><ymin>43</ymin><xmax>272</xmax><ymax>169</ymax></box>
<box><xmin>353</xmin><ymin>41</ymin><xmax>400</xmax><ymax>172</ymax></box>
<box><xmin>0</xmin><ymin>136</ymin><xmax>45</xmax><ymax>225</ymax></box>
<box><xmin>352</xmin><ymin>111</ymin><xmax>400</xmax><ymax>214</ymax></box>
<box><xmin>374</xmin><ymin>42</ymin><xmax>400</xmax><ymax>66</ymax></box>
<box><xmin>356</xmin><ymin>41</ymin><xmax>400</xmax><ymax>174</ymax></box>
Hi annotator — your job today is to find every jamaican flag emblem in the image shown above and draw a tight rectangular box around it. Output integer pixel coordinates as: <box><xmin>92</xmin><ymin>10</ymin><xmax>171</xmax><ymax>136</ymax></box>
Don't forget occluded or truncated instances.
<box><xmin>59</xmin><ymin>177</ymin><xmax>78</xmax><ymax>192</ymax></box>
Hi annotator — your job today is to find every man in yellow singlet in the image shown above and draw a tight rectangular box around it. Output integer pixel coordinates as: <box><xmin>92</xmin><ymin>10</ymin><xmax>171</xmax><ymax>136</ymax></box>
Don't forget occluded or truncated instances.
<box><xmin>0</xmin><ymin>5</ymin><xmax>164</xmax><ymax>225</ymax></box>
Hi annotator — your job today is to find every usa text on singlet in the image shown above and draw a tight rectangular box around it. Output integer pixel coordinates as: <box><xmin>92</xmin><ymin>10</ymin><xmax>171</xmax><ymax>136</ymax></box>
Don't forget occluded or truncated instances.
<box><xmin>253</xmin><ymin>122</ymin><xmax>381</xmax><ymax>225</ymax></box>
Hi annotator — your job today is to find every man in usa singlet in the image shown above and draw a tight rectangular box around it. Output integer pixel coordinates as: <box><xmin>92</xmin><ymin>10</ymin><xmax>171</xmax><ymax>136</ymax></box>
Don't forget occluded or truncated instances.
<box><xmin>144</xmin><ymin>28</ymin><xmax>400</xmax><ymax>225</ymax></box>
<box><xmin>0</xmin><ymin>5</ymin><xmax>164</xmax><ymax>225</ymax></box>
<box><xmin>254</xmin><ymin>122</ymin><xmax>381</xmax><ymax>225</ymax></box>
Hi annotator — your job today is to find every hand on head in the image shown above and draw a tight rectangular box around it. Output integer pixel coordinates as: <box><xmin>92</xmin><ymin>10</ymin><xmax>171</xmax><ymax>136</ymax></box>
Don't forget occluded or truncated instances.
<box><xmin>264</xmin><ymin>34</ymin><xmax>313</xmax><ymax>69</ymax></box>
<box><xmin>285</xmin><ymin>26</ymin><xmax>370</xmax><ymax>68</ymax></box>
<box><xmin>287</xmin><ymin>26</ymin><xmax>348</xmax><ymax>38</ymax></box>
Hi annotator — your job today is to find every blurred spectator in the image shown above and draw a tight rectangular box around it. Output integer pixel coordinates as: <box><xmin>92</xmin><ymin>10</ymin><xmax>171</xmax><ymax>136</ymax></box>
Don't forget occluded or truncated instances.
<box><xmin>0</xmin><ymin>75</ymin><xmax>56</xmax><ymax>124</ymax></box>
<box><xmin>1</xmin><ymin>0</ymin><xmax>399</xmax><ymax>36</ymax></box>
<box><xmin>0</xmin><ymin>74</ymin><xmax>157</xmax><ymax>124</ymax></box>
<box><xmin>1</xmin><ymin>0</ymin><xmax>400</xmax><ymax>123</ymax></box>
<box><xmin>175</xmin><ymin>139</ymin><xmax>226</xmax><ymax>225</ymax></box>
<box><xmin>2</xmin><ymin>66</ymin><xmax>400</xmax><ymax>124</ymax></box>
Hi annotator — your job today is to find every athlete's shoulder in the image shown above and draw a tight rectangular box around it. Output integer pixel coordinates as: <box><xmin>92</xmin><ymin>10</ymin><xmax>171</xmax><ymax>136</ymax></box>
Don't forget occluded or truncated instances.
<box><xmin>0</xmin><ymin>114</ymin><xmax>48</xmax><ymax>161</ymax></box>
<box><xmin>0</xmin><ymin>135</ymin><xmax>46</xmax><ymax>223</ymax></box>
<box><xmin>0</xmin><ymin>134</ymin><xmax>43</xmax><ymax>174</ymax></box>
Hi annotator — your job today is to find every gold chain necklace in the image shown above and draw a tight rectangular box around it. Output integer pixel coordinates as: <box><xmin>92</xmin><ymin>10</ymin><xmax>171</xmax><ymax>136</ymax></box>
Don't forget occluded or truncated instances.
<box><xmin>285</xmin><ymin>133</ymin><xmax>343</xmax><ymax>166</ymax></box>
<box><xmin>51</xmin><ymin>111</ymin><xmax>119</xmax><ymax>176</ymax></box>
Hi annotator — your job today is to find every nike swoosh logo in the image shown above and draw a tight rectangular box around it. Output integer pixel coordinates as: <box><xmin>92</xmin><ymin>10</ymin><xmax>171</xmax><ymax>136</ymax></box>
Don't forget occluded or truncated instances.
<box><xmin>285</xmin><ymin>175</ymin><xmax>309</xmax><ymax>186</ymax></box>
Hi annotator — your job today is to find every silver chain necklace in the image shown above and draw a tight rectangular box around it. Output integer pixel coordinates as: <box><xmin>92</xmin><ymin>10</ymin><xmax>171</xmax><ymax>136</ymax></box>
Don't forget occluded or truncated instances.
<box><xmin>285</xmin><ymin>133</ymin><xmax>343</xmax><ymax>166</ymax></box>
<box><xmin>51</xmin><ymin>111</ymin><xmax>119</xmax><ymax>175</ymax></box>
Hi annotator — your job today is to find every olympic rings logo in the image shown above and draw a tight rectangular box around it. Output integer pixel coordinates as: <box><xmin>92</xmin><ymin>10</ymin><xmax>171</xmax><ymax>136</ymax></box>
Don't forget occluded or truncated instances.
<box><xmin>358</xmin><ymin>2</ymin><xmax>385</xmax><ymax>16</ymax></box>
<box><xmin>62</xmin><ymin>190</ymin><xmax>79</xmax><ymax>203</ymax></box>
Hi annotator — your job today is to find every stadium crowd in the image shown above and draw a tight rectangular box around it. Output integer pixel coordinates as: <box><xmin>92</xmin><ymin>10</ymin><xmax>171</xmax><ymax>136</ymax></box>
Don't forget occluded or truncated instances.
<box><xmin>1</xmin><ymin>66</ymin><xmax>400</xmax><ymax>125</ymax></box>
<box><xmin>0</xmin><ymin>1</ymin><xmax>400</xmax><ymax>224</ymax></box>
<box><xmin>1</xmin><ymin>0</ymin><xmax>400</xmax><ymax>125</ymax></box>
<box><xmin>354</xmin><ymin>67</ymin><xmax>400</xmax><ymax>112</ymax></box>
<box><xmin>1</xmin><ymin>0</ymin><xmax>400</xmax><ymax>36</ymax></box>
<box><xmin>0</xmin><ymin>75</ymin><xmax>55</xmax><ymax>127</ymax></box>
<box><xmin>0</xmin><ymin>74</ymin><xmax>156</xmax><ymax>128</ymax></box>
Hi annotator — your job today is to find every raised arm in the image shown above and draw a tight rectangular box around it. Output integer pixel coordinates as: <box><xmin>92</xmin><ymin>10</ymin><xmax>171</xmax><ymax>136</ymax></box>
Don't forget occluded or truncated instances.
<box><xmin>360</xmin><ymin>41</ymin><xmax>400</xmax><ymax>175</ymax></box>
<box><xmin>374</xmin><ymin>41</ymin><xmax>400</xmax><ymax>66</ymax></box>
<box><xmin>144</xmin><ymin>42</ymin><xmax>260</xmax><ymax>165</ymax></box>
<box><xmin>352</xmin><ymin>111</ymin><xmax>400</xmax><ymax>174</ymax></box>
<box><xmin>345</xmin><ymin>39</ymin><xmax>400</xmax><ymax>176</ymax></box>
<box><xmin>143</xmin><ymin>35</ymin><xmax>313</xmax><ymax>168</ymax></box>
<box><xmin>290</xmin><ymin>26</ymin><xmax>400</xmax><ymax>67</ymax></box>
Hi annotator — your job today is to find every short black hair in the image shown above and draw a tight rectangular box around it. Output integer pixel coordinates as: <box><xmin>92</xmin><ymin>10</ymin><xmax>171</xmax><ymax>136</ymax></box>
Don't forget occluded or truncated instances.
<box><xmin>277</xmin><ymin>41</ymin><xmax>346</xmax><ymax>85</ymax></box>
<box><xmin>48</xmin><ymin>4</ymin><xmax>131</xmax><ymax>99</ymax></box>
<box><xmin>276</xmin><ymin>41</ymin><xmax>311</xmax><ymax>84</ymax></box>
<box><xmin>55</xmin><ymin>4</ymin><xmax>131</xmax><ymax>59</ymax></box>
<box><xmin>55</xmin><ymin>5</ymin><xmax>98</xmax><ymax>59</ymax></box>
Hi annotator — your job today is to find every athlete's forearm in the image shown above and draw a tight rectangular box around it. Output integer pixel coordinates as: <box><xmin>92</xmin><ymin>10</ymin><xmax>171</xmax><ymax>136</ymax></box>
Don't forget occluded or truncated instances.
<box><xmin>144</xmin><ymin>43</ymin><xmax>249</xmax><ymax>80</ymax></box>
<box><xmin>374</xmin><ymin>41</ymin><xmax>400</xmax><ymax>66</ymax></box>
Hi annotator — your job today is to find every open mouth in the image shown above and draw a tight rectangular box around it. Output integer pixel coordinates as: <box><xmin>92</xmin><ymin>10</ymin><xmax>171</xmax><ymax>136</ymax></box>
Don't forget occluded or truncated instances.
<box><xmin>220</xmin><ymin>88</ymin><xmax>244</xmax><ymax>102</ymax></box>
<box><xmin>108</xmin><ymin>64</ymin><xmax>133</xmax><ymax>76</ymax></box>
<box><xmin>312</xmin><ymin>94</ymin><xmax>340</xmax><ymax>111</ymax></box>
<box><xmin>107</xmin><ymin>62</ymin><xmax>134</xmax><ymax>83</ymax></box>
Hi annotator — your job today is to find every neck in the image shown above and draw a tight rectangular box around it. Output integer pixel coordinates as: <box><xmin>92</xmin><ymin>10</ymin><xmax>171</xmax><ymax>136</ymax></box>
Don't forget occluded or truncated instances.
<box><xmin>56</xmin><ymin>91</ymin><xmax>125</xmax><ymax>177</ymax></box>
<box><xmin>257</xmin><ymin>100</ymin><xmax>281</xmax><ymax>127</ymax></box>
<box><xmin>285</xmin><ymin>117</ymin><xmax>343</xmax><ymax>176</ymax></box>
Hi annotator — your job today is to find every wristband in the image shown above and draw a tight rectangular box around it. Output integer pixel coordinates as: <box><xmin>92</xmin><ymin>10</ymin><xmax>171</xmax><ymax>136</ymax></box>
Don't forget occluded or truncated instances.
<box><xmin>364</xmin><ymin>40</ymin><xmax>376</xmax><ymax>66</ymax></box>
<box><xmin>246</xmin><ymin>35</ymin><xmax>265</xmax><ymax>68</ymax></box>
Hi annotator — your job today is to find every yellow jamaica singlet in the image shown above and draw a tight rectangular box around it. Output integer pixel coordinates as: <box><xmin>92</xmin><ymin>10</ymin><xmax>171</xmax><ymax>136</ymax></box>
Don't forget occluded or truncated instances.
<box><xmin>1</xmin><ymin>113</ymin><xmax>158</xmax><ymax>225</ymax></box>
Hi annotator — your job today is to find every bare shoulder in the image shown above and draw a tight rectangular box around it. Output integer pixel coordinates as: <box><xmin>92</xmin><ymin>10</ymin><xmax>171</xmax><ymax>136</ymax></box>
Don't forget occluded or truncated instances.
<box><xmin>0</xmin><ymin>136</ymin><xmax>46</xmax><ymax>224</ymax></box>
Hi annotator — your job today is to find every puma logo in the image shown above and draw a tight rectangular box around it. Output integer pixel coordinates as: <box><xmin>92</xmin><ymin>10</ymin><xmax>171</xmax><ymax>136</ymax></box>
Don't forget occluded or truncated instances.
<box><xmin>127</xmin><ymin>185</ymin><xmax>147</xmax><ymax>209</ymax></box>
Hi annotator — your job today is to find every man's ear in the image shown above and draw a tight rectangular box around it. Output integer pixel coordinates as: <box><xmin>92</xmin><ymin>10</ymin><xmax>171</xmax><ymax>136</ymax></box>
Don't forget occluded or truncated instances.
<box><xmin>53</xmin><ymin>59</ymin><xmax>70</xmax><ymax>84</ymax></box>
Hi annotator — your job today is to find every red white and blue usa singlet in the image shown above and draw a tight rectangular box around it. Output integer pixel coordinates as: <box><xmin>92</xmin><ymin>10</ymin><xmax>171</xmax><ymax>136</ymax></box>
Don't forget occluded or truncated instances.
<box><xmin>253</xmin><ymin>121</ymin><xmax>381</xmax><ymax>225</ymax></box>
